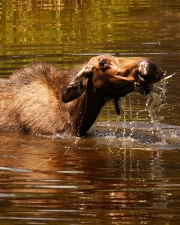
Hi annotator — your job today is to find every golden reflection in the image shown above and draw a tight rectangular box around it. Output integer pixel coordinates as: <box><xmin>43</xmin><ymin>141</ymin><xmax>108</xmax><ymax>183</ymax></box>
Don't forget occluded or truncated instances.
<box><xmin>1</xmin><ymin>0</ymin><xmax>180</xmax><ymax>48</ymax></box>
<box><xmin>0</xmin><ymin>130</ymin><xmax>178</xmax><ymax>224</ymax></box>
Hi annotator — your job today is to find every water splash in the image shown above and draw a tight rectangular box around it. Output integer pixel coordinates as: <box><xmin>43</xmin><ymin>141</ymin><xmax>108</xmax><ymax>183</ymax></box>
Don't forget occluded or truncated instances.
<box><xmin>146</xmin><ymin>80</ymin><xmax>167</xmax><ymax>123</ymax></box>
<box><xmin>93</xmin><ymin>76</ymin><xmax>180</xmax><ymax>147</ymax></box>
<box><xmin>120</xmin><ymin>96</ymin><xmax>127</xmax><ymax>139</ymax></box>
<box><xmin>145</xmin><ymin>80</ymin><xmax>167</xmax><ymax>144</ymax></box>
<box><xmin>118</xmin><ymin>79</ymin><xmax>168</xmax><ymax>146</ymax></box>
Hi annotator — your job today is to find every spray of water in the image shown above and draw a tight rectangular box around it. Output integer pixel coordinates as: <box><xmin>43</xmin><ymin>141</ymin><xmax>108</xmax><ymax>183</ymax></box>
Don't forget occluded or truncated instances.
<box><xmin>119</xmin><ymin>79</ymin><xmax>168</xmax><ymax>145</ymax></box>
<box><xmin>145</xmin><ymin>80</ymin><xmax>167</xmax><ymax>144</ymax></box>
<box><xmin>94</xmin><ymin>70</ymin><xmax>179</xmax><ymax>147</ymax></box>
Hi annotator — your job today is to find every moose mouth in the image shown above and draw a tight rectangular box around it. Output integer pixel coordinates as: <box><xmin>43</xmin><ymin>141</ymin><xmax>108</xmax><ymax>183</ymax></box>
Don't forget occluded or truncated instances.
<box><xmin>134</xmin><ymin>81</ymin><xmax>153</xmax><ymax>95</ymax></box>
<box><xmin>113</xmin><ymin>68</ymin><xmax>163</xmax><ymax>115</ymax></box>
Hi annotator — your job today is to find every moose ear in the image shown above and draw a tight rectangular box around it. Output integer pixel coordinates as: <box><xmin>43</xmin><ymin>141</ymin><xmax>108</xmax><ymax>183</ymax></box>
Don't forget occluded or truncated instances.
<box><xmin>62</xmin><ymin>65</ymin><xmax>93</xmax><ymax>103</ymax></box>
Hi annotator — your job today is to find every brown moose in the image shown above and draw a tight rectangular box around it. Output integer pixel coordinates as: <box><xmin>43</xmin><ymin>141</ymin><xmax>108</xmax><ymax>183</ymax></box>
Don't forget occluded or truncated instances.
<box><xmin>0</xmin><ymin>54</ymin><xmax>163</xmax><ymax>137</ymax></box>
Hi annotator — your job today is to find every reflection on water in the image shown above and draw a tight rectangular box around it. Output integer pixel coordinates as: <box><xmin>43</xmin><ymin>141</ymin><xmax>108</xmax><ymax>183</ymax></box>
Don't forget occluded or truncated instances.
<box><xmin>1</xmin><ymin>0</ymin><xmax>180</xmax><ymax>224</ymax></box>
<box><xmin>0</xmin><ymin>131</ymin><xmax>180</xmax><ymax>224</ymax></box>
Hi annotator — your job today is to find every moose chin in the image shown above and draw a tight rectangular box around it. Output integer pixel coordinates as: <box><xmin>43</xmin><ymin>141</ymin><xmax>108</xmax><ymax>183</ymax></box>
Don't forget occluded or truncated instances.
<box><xmin>0</xmin><ymin>54</ymin><xmax>163</xmax><ymax>137</ymax></box>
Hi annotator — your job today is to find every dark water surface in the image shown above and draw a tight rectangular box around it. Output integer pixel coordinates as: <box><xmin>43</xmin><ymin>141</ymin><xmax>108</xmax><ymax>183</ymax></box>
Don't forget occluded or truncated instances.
<box><xmin>0</xmin><ymin>0</ymin><xmax>180</xmax><ymax>224</ymax></box>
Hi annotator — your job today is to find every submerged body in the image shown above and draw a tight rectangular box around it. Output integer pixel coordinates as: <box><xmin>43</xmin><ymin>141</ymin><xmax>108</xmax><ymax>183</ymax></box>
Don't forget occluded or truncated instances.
<box><xmin>0</xmin><ymin>54</ymin><xmax>163</xmax><ymax>136</ymax></box>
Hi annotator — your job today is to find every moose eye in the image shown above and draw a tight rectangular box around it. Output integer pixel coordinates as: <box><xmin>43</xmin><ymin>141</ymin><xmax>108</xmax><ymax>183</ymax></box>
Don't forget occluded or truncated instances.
<box><xmin>99</xmin><ymin>58</ymin><xmax>109</xmax><ymax>72</ymax></box>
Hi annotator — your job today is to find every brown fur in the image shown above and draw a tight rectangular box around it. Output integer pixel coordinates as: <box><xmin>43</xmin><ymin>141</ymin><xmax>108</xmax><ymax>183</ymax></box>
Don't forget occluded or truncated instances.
<box><xmin>0</xmin><ymin>54</ymin><xmax>163</xmax><ymax>137</ymax></box>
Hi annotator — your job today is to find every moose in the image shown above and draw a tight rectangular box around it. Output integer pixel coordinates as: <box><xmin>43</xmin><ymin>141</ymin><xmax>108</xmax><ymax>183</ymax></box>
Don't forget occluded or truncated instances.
<box><xmin>0</xmin><ymin>54</ymin><xmax>163</xmax><ymax>137</ymax></box>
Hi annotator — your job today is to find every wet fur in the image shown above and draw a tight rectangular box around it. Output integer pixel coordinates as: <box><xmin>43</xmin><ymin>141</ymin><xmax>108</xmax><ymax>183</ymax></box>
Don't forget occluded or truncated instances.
<box><xmin>0</xmin><ymin>62</ymin><xmax>84</xmax><ymax>136</ymax></box>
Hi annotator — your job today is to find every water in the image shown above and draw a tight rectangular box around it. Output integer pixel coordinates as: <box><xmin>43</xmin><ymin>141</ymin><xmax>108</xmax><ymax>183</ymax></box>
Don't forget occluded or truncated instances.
<box><xmin>0</xmin><ymin>0</ymin><xmax>180</xmax><ymax>224</ymax></box>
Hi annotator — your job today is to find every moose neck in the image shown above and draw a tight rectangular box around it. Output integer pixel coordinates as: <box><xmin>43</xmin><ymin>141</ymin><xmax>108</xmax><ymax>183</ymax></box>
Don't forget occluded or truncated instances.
<box><xmin>76</xmin><ymin>80</ymin><xmax>108</xmax><ymax>136</ymax></box>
